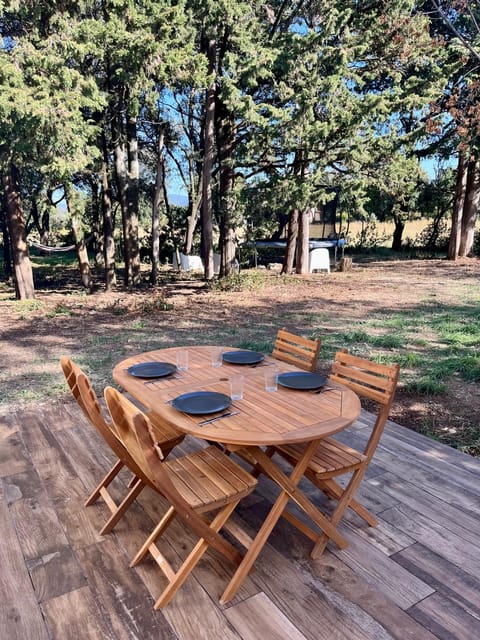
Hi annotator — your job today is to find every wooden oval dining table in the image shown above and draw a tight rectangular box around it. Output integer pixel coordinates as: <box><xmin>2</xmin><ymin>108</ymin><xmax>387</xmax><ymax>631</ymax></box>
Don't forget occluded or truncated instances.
<box><xmin>113</xmin><ymin>345</ymin><xmax>361</xmax><ymax>603</ymax></box>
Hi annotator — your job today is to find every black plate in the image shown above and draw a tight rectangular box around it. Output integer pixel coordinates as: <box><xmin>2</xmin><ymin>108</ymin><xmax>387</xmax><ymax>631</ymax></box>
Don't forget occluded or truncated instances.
<box><xmin>172</xmin><ymin>391</ymin><xmax>232</xmax><ymax>415</ymax></box>
<box><xmin>222</xmin><ymin>350</ymin><xmax>265</xmax><ymax>365</ymax></box>
<box><xmin>127</xmin><ymin>362</ymin><xmax>177</xmax><ymax>379</ymax></box>
<box><xmin>277</xmin><ymin>372</ymin><xmax>327</xmax><ymax>390</ymax></box>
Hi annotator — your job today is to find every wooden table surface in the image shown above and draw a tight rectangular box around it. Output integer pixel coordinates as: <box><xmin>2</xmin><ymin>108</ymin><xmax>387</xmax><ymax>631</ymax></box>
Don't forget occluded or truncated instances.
<box><xmin>112</xmin><ymin>346</ymin><xmax>361</xmax><ymax>447</ymax></box>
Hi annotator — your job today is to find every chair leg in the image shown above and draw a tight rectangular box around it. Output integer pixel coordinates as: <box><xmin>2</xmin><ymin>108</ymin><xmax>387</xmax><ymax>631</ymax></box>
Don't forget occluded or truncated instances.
<box><xmin>153</xmin><ymin>501</ymin><xmax>240</xmax><ymax>609</ymax></box>
<box><xmin>310</xmin><ymin>469</ymin><xmax>367</xmax><ymax>559</ymax></box>
<box><xmin>319</xmin><ymin>478</ymin><xmax>378</xmax><ymax>527</ymax></box>
<box><xmin>84</xmin><ymin>459</ymin><xmax>125</xmax><ymax>506</ymax></box>
<box><xmin>130</xmin><ymin>506</ymin><xmax>177</xmax><ymax>567</ymax></box>
<box><xmin>100</xmin><ymin>478</ymin><xmax>146</xmax><ymax>535</ymax></box>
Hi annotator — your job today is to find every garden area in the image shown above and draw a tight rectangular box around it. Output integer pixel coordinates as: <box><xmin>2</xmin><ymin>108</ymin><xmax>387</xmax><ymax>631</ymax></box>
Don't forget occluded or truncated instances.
<box><xmin>1</xmin><ymin>251</ymin><xmax>479</xmax><ymax>456</ymax></box>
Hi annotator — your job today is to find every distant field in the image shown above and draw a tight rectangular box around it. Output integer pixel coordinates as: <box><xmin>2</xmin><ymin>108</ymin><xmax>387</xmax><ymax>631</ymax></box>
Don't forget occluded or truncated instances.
<box><xmin>310</xmin><ymin>219</ymin><xmax>442</xmax><ymax>246</ymax></box>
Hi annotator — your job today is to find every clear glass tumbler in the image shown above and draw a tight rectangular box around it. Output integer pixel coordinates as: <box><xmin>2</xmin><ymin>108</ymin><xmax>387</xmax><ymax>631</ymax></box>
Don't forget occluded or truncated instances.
<box><xmin>211</xmin><ymin>346</ymin><xmax>223</xmax><ymax>367</ymax></box>
<box><xmin>230</xmin><ymin>374</ymin><xmax>244</xmax><ymax>400</ymax></box>
<box><xmin>176</xmin><ymin>349</ymin><xmax>189</xmax><ymax>371</ymax></box>
<box><xmin>264</xmin><ymin>367</ymin><xmax>278</xmax><ymax>392</ymax></box>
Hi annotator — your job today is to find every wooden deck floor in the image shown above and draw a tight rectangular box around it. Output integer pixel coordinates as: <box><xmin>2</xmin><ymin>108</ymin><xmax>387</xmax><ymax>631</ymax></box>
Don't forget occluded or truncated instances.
<box><xmin>1</xmin><ymin>402</ymin><xmax>480</xmax><ymax>640</ymax></box>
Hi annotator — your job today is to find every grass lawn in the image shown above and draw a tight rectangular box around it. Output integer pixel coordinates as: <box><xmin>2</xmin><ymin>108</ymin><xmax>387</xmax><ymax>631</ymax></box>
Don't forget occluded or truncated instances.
<box><xmin>1</xmin><ymin>253</ymin><xmax>479</xmax><ymax>455</ymax></box>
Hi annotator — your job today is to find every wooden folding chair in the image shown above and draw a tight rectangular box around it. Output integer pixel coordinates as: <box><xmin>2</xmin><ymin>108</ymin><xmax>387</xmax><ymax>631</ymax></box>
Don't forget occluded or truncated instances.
<box><xmin>60</xmin><ymin>357</ymin><xmax>184</xmax><ymax>534</ymax></box>
<box><xmin>104</xmin><ymin>386</ymin><xmax>257</xmax><ymax>609</ymax></box>
<box><xmin>272</xmin><ymin>328</ymin><xmax>321</xmax><ymax>372</ymax></box>
<box><xmin>273</xmin><ymin>350</ymin><xmax>399</xmax><ymax>558</ymax></box>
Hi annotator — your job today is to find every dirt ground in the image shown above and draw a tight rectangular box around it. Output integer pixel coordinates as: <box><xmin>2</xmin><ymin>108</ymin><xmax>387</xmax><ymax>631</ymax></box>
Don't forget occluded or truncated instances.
<box><xmin>1</xmin><ymin>257</ymin><xmax>479</xmax><ymax>455</ymax></box>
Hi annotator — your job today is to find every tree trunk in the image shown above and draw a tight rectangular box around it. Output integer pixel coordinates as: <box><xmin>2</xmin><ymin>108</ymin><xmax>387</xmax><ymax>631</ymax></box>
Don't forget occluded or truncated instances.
<box><xmin>30</xmin><ymin>197</ymin><xmax>50</xmax><ymax>250</ymax></box>
<box><xmin>201</xmin><ymin>39</ymin><xmax>216</xmax><ymax>281</ymax></box>
<box><xmin>151</xmin><ymin>125</ymin><xmax>166</xmax><ymax>285</ymax></box>
<box><xmin>183</xmin><ymin>87</ymin><xmax>203</xmax><ymax>255</ymax></box>
<box><xmin>296</xmin><ymin>208</ymin><xmax>310</xmax><ymax>274</ymax></box>
<box><xmin>101</xmin><ymin>132</ymin><xmax>116</xmax><ymax>290</ymax></box>
<box><xmin>458</xmin><ymin>157</ymin><xmax>479</xmax><ymax>257</ymax></box>
<box><xmin>112</xmin><ymin>102</ymin><xmax>131</xmax><ymax>285</ymax></box>
<box><xmin>282</xmin><ymin>208</ymin><xmax>299</xmax><ymax>274</ymax></box>
<box><xmin>2</xmin><ymin>162</ymin><xmax>35</xmax><ymax>299</ymax></box>
<box><xmin>448</xmin><ymin>152</ymin><xmax>468</xmax><ymax>260</ymax></box>
<box><xmin>89</xmin><ymin>177</ymin><xmax>103</xmax><ymax>266</ymax></box>
<box><xmin>216</xmin><ymin>102</ymin><xmax>236</xmax><ymax>277</ymax></box>
<box><xmin>126</xmin><ymin>111</ymin><xmax>141</xmax><ymax>285</ymax></box>
<box><xmin>64</xmin><ymin>182</ymin><xmax>92</xmax><ymax>291</ymax></box>
<box><xmin>391</xmin><ymin>213</ymin><xmax>405</xmax><ymax>251</ymax></box>
<box><xmin>1</xmin><ymin>206</ymin><xmax>13</xmax><ymax>280</ymax></box>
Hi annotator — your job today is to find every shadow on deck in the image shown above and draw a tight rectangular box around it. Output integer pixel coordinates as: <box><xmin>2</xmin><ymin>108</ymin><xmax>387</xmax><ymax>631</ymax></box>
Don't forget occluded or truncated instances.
<box><xmin>1</xmin><ymin>403</ymin><xmax>479</xmax><ymax>640</ymax></box>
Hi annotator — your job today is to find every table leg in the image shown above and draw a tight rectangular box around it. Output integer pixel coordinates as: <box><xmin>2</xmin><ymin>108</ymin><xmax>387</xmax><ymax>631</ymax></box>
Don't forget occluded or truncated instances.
<box><xmin>220</xmin><ymin>441</ymin><xmax>347</xmax><ymax>604</ymax></box>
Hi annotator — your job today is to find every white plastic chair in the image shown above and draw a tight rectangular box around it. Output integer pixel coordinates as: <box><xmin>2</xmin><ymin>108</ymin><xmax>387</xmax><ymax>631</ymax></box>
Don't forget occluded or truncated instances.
<box><xmin>172</xmin><ymin>253</ymin><xmax>204</xmax><ymax>271</ymax></box>
<box><xmin>309</xmin><ymin>248</ymin><xmax>330</xmax><ymax>273</ymax></box>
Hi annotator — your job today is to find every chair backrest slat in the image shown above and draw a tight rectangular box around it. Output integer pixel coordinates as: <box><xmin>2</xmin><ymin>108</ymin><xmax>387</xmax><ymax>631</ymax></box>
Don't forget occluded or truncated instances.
<box><xmin>104</xmin><ymin>387</ymin><xmax>176</xmax><ymax>493</ymax></box>
<box><xmin>61</xmin><ymin>356</ymin><xmax>147</xmax><ymax>481</ymax></box>
<box><xmin>272</xmin><ymin>329</ymin><xmax>321</xmax><ymax>372</ymax></box>
<box><xmin>330</xmin><ymin>350</ymin><xmax>400</xmax><ymax>462</ymax></box>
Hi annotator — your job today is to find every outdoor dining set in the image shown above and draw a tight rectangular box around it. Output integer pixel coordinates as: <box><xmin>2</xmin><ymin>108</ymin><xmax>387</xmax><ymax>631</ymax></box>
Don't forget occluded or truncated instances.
<box><xmin>61</xmin><ymin>329</ymin><xmax>400</xmax><ymax>610</ymax></box>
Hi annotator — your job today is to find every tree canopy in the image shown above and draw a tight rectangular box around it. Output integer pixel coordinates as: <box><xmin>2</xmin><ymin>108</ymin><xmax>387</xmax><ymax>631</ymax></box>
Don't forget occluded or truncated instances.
<box><xmin>1</xmin><ymin>0</ymin><xmax>478</xmax><ymax>297</ymax></box>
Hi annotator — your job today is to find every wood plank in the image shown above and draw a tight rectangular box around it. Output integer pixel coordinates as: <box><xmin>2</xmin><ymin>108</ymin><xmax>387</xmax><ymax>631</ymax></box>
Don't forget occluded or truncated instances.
<box><xmin>225</xmin><ymin>592</ymin><xmax>309</xmax><ymax>640</ymax></box>
<box><xmin>329</xmin><ymin>529</ymin><xmax>434</xmax><ymax>610</ymax></box>
<box><xmin>27</xmin><ymin>547</ymin><xmax>88</xmax><ymax>603</ymax></box>
<box><xmin>4</xmin><ymin>468</ymin><xmax>70</xmax><ymax>559</ymax></box>
<box><xmin>384</xmin><ymin>419</ymin><xmax>480</xmax><ymax>472</ymax></box>
<box><xmin>42</xmin><ymin>586</ymin><xmax>113</xmax><ymax>639</ymax></box>
<box><xmin>376</xmin><ymin>430</ymin><xmax>480</xmax><ymax>497</ymax></box>
<box><xmin>380</xmin><ymin>503</ymin><xmax>480</xmax><ymax>580</ymax></box>
<box><xmin>13</xmin><ymin>409</ymin><xmax>59</xmax><ymax>459</ymax></box>
<box><xmin>32</xmin><ymin>446</ymin><xmax>106</xmax><ymax>549</ymax></box>
<box><xmin>306</xmin><ymin>551</ymin><xmax>439</xmax><ymax>640</ymax></box>
<box><xmin>3</xmin><ymin>400</ymin><xmax>480</xmax><ymax>640</ymax></box>
<box><xmin>371</xmin><ymin>471</ymin><xmax>480</xmax><ymax>542</ymax></box>
<box><xmin>364</xmin><ymin>442</ymin><xmax>480</xmax><ymax>517</ymax></box>
<box><xmin>0</xmin><ymin>414</ymin><xmax>31</xmax><ymax>477</ymax></box>
<box><xmin>76</xmin><ymin>539</ymin><xmax>176</xmax><ymax>640</ymax></box>
<box><xmin>232</xmin><ymin>502</ymin><xmax>393</xmax><ymax>640</ymax></box>
<box><xmin>0</xmin><ymin>485</ymin><xmax>50</xmax><ymax>640</ymax></box>
<box><xmin>393</xmin><ymin>543</ymin><xmax>480</xmax><ymax>619</ymax></box>
<box><xmin>341</xmin><ymin>515</ymin><xmax>415</xmax><ymax>556</ymax></box>
<box><xmin>54</xmin><ymin>419</ymin><xmax>125</xmax><ymax>503</ymax></box>
<box><xmin>408</xmin><ymin>591</ymin><xmax>480</xmax><ymax>640</ymax></box>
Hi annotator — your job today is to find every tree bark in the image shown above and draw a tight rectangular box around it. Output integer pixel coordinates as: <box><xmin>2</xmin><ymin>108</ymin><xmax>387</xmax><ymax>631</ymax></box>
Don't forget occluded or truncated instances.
<box><xmin>151</xmin><ymin>124</ymin><xmax>166</xmax><ymax>285</ymax></box>
<box><xmin>30</xmin><ymin>197</ymin><xmax>50</xmax><ymax>250</ymax></box>
<box><xmin>282</xmin><ymin>208</ymin><xmax>299</xmax><ymax>274</ymax></box>
<box><xmin>183</xmin><ymin>88</ymin><xmax>203</xmax><ymax>255</ymax></box>
<box><xmin>2</xmin><ymin>162</ymin><xmax>35</xmax><ymax>299</ymax></box>
<box><xmin>216</xmin><ymin>103</ymin><xmax>236</xmax><ymax>277</ymax></box>
<box><xmin>64</xmin><ymin>182</ymin><xmax>92</xmax><ymax>291</ymax></box>
<box><xmin>112</xmin><ymin>100</ymin><xmax>131</xmax><ymax>285</ymax></box>
<box><xmin>126</xmin><ymin>111</ymin><xmax>141</xmax><ymax>284</ymax></box>
<box><xmin>458</xmin><ymin>157</ymin><xmax>479</xmax><ymax>257</ymax></box>
<box><xmin>448</xmin><ymin>152</ymin><xmax>468</xmax><ymax>260</ymax></box>
<box><xmin>89</xmin><ymin>176</ymin><xmax>103</xmax><ymax>266</ymax></box>
<box><xmin>1</xmin><ymin>206</ymin><xmax>13</xmax><ymax>280</ymax></box>
<box><xmin>101</xmin><ymin>132</ymin><xmax>116</xmax><ymax>290</ymax></box>
<box><xmin>296</xmin><ymin>207</ymin><xmax>310</xmax><ymax>274</ymax></box>
<box><xmin>201</xmin><ymin>39</ymin><xmax>216</xmax><ymax>281</ymax></box>
<box><xmin>391</xmin><ymin>213</ymin><xmax>405</xmax><ymax>251</ymax></box>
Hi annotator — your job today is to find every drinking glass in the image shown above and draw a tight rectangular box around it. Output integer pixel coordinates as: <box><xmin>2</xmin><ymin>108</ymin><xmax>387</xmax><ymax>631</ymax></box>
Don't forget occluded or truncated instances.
<box><xmin>264</xmin><ymin>367</ymin><xmax>278</xmax><ymax>392</ymax></box>
<box><xmin>176</xmin><ymin>349</ymin><xmax>189</xmax><ymax>371</ymax></box>
<box><xmin>211</xmin><ymin>346</ymin><xmax>223</xmax><ymax>367</ymax></box>
<box><xmin>230</xmin><ymin>374</ymin><xmax>244</xmax><ymax>400</ymax></box>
